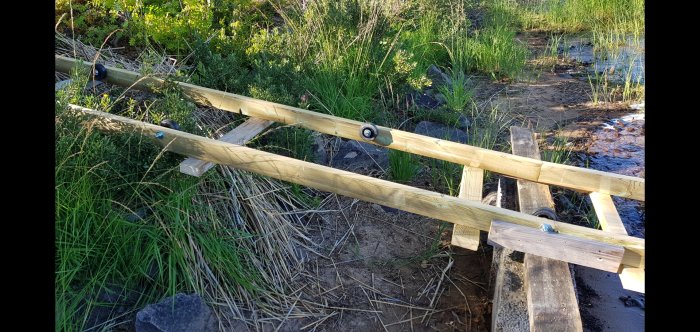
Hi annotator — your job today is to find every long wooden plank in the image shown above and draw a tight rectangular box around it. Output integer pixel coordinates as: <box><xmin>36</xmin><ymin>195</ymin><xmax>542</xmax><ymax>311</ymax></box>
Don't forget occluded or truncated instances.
<box><xmin>488</xmin><ymin>220</ymin><xmax>624</xmax><ymax>272</ymax></box>
<box><xmin>66</xmin><ymin>104</ymin><xmax>645</xmax><ymax>266</ymax></box>
<box><xmin>180</xmin><ymin>117</ymin><xmax>273</xmax><ymax>176</ymax></box>
<box><xmin>55</xmin><ymin>55</ymin><xmax>645</xmax><ymax>201</ymax></box>
<box><xmin>509</xmin><ymin>126</ymin><xmax>583</xmax><ymax>332</ymax></box>
<box><xmin>525</xmin><ymin>255</ymin><xmax>583</xmax><ymax>332</ymax></box>
<box><xmin>589</xmin><ymin>192</ymin><xmax>645</xmax><ymax>293</ymax></box>
<box><xmin>451</xmin><ymin>167</ymin><xmax>484</xmax><ymax>250</ymax></box>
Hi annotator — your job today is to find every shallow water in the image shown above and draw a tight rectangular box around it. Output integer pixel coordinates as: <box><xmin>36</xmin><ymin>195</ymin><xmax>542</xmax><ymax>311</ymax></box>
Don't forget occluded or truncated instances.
<box><xmin>581</xmin><ymin>113</ymin><xmax>645</xmax><ymax>238</ymax></box>
<box><xmin>564</xmin><ymin>36</ymin><xmax>645</xmax><ymax>85</ymax></box>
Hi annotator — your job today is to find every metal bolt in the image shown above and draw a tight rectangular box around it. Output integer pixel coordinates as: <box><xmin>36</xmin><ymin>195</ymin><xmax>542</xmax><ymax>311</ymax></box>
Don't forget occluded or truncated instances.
<box><xmin>540</xmin><ymin>223</ymin><xmax>556</xmax><ymax>234</ymax></box>
<box><xmin>359</xmin><ymin>123</ymin><xmax>378</xmax><ymax>141</ymax></box>
<box><xmin>155</xmin><ymin>131</ymin><xmax>164</xmax><ymax>139</ymax></box>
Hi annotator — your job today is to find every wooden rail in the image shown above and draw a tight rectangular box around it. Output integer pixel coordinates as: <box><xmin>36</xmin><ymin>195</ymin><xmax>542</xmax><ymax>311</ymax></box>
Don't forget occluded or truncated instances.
<box><xmin>66</xmin><ymin>104</ymin><xmax>645</xmax><ymax>270</ymax></box>
<box><xmin>55</xmin><ymin>55</ymin><xmax>645</xmax><ymax>201</ymax></box>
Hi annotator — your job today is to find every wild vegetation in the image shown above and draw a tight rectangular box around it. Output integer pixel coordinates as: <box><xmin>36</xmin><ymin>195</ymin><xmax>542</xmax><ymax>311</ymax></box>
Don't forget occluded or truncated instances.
<box><xmin>55</xmin><ymin>0</ymin><xmax>644</xmax><ymax>330</ymax></box>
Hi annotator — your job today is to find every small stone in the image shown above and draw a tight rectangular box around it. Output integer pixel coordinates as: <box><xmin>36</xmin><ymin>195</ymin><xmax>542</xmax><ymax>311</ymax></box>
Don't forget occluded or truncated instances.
<box><xmin>85</xmin><ymin>80</ymin><xmax>104</xmax><ymax>90</ymax></box>
<box><xmin>457</xmin><ymin>114</ymin><xmax>471</xmax><ymax>130</ymax></box>
<box><xmin>135</xmin><ymin>293</ymin><xmax>218</xmax><ymax>332</ymax></box>
<box><xmin>55</xmin><ymin>79</ymin><xmax>73</xmax><ymax>91</ymax></box>
<box><xmin>331</xmin><ymin>140</ymin><xmax>389</xmax><ymax>172</ymax></box>
<box><xmin>427</xmin><ymin>65</ymin><xmax>452</xmax><ymax>88</ymax></box>
<box><xmin>125</xmin><ymin>207</ymin><xmax>149</xmax><ymax>222</ymax></box>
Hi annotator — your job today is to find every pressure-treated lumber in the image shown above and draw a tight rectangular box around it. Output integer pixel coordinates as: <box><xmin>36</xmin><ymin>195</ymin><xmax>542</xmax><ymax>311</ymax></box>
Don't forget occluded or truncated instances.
<box><xmin>509</xmin><ymin>126</ymin><xmax>583</xmax><ymax>332</ymax></box>
<box><xmin>451</xmin><ymin>167</ymin><xmax>484</xmax><ymax>250</ymax></box>
<box><xmin>488</xmin><ymin>221</ymin><xmax>624</xmax><ymax>272</ymax></box>
<box><xmin>180</xmin><ymin>117</ymin><xmax>273</xmax><ymax>176</ymax></box>
<box><xmin>525</xmin><ymin>255</ymin><xmax>583</xmax><ymax>332</ymax></box>
<box><xmin>55</xmin><ymin>55</ymin><xmax>645</xmax><ymax>201</ymax></box>
<box><xmin>66</xmin><ymin>104</ymin><xmax>645</xmax><ymax>267</ymax></box>
<box><xmin>589</xmin><ymin>192</ymin><xmax>645</xmax><ymax>293</ymax></box>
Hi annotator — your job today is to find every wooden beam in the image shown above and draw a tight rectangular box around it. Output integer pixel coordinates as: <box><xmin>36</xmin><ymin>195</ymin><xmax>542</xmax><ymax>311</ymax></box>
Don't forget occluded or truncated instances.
<box><xmin>451</xmin><ymin>167</ymin><xmax>484</xmax><ymax>250</ymax></box>
<box><xmin>66</xmin><ymin>104</ymin><xmax>645</xmax><ymax>267</ymax></box>
<box><xmin>525</xmin><ymin>255</ymin><xmax>583</xmax><ymax>332</ymax></box>
<box><xmin>589</xmin><ymin>192</ymin><xmax>645</xmax><ymax>293</ymax></box>
<box><xmin>180</xmin><ymin>117</ymin><xmax>273</xmax><ymax>176</ymax></box>
<box><xmin>509</xmin><ymin>126</ymin><xmax>583</xmax><ymax>332</ymax></box>
<box><xmin>55</xmin><ymin>56</ymin><xmax>645</xmax><ymax>201</ymax></box>
<box><xmin>488</xmin><ymin>220</ymin><xmax>624</xmax><ymax>272</ymax></box>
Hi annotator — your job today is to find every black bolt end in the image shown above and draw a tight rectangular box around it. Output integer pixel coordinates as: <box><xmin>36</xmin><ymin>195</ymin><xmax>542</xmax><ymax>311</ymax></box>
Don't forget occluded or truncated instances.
<box><xmin>360</xmin><ymin>123</ymin><xmax>378</xmax><ymax>141</ymax></box>
<box><xmin>92</xmin><ymin>63</ymin><xmax>108</xmax><ymax>80</ymax></box>
<box><xmin>160</xmin><ymin>119</ymin><xmax>181</xmax><ymax>131</ymax></box>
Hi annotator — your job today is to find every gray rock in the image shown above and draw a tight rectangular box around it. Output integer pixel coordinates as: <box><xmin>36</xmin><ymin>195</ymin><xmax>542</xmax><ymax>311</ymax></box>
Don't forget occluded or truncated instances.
<box><xmin>331</xmin><ymin>140</ymin><xmax>388</xmax><ymax>172</ymax></box>
<box><xmin>85</xmin><ymin>284</ymin><xmax>139</xmax><ymax>331</ymax></box>
<box><xmin>412</xmin><ymin>89</ymin><xmax>444</xmax><ymax>109</ymax></box>
<box><xmin>85</xmin><ymin>80</ymin><xmax>104</xmax><ymax>90</ymax></box>
<box><xmin>414</xmin><ymin>121</ymin><xmax>468</xmax><ymax>144</ymax></box>
<box><xmin>125</xmin><ymin>206</ymin><xmax>149</xmax><ymax>222</ymax></box>
<box><xmin>135</xmin><ymin>293</ymin><xmax>218</xmax><ymax>332</ymax></box>
<box><xmin>457</xmin><ymin>114</ymin><xmax>471</xmax><ymax>130</ymax></box>
<box><xmin>312</xmin><ymin>134</ymin><xmax>328</xmax><ymax>165</ymax></box>
<box><xmin>55</xmin><ymin>79</ymin><xmax>73</xmax><ymax>91</ymax></box>
<box><xmin>427</xmin><ymin>65</ymin><xmax>452</xmax><ymax>89</ymax></box>
<box><xmin>433</xmin><ymin>92</ymin><xmax>447</xmax><ymax>105</ymax></box>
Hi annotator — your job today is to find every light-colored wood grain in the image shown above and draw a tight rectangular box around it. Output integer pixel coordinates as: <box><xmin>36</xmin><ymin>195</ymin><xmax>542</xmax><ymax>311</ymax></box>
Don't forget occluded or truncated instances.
<box><xmin>589</xmin><ymin>192</ymin><xmax>645</xmax><ymax>293</ymax></box>
<box><xmin>67</xmin><ymin>104</ymin><xmax>645</xmax><ymax>267</ymax></box>
<box><xmin>525</xmin><ymin>255</ymin><xmax>584</xmax><ymax>332</ymax></box>
<box><xmin>55</xmin><ymin>56</ymin><xmax>645</xmax><ymax>201</ymax></box>
<box><xmin>509</xmin><ymin>126</ymin><xmax>583</xmax><ymax>332</ymax></box>
<box><xmin>180</xmin><ymin>117</ymin><xmax>273</xmax><ymax>176</ymax></box>
<box><xmin>487</xmin><ymin>220</ymin><xmax>624</xmax><ymax>272</ymax></box>
<box><xmin>451</xmin><ymin>167</ymin><xmax>484</xmax><ymax>250</ymax></box>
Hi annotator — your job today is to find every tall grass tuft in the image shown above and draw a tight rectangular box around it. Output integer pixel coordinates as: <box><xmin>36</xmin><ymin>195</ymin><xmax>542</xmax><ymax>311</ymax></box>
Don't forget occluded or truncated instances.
<box><xmin>389</xmin><ymin>149</ymin><xmax>420</xmax><ymax>183</ymax></box>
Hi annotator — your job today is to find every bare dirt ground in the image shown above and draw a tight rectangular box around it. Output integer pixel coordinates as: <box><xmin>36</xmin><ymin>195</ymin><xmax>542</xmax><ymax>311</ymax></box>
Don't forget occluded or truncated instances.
<box><xmin>297</xmin><ymin>196</ymin><xmax>494</xmax><ymax>331</ymax></box>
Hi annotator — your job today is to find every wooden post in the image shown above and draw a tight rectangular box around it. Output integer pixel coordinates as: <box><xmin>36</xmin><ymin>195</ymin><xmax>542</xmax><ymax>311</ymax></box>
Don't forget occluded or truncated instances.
<box><xmin>55</xmin><ymin>56</ymin><xmax>645</xmax><ymax>201</ymax></box>
<box><xmin>451</xmin><ymin>167</ymin><xmax>484</xmax><ymax>250</ymax></box>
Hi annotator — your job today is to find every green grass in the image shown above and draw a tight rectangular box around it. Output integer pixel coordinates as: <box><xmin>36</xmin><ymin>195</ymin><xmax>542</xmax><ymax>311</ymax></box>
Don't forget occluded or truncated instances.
<box><xmin>541</xmin><ymin>133</ymin><xmax>573</xmax><ymax>165</ymax></box>
<box><xmin>55</xmin><ymin>67</ymin><xmax>315</xmax><ymax>330</ymax></box>
<box><xmin>389</xmin><ymin>150</ymin><xmax>420</xmax><ymax>183</ymax></box>
<box><xmin>55</xmin><ymin>108</ymin><xmax>259</xmax><ymax>330</ymax></box>
<box><xmin>517</xmin><ymin>0</ymin><xmax>644</xmax><ymax>35</ymax></box>
<box><xmin>438</xmin><ymin>69</ymin><xmax>474</xmax><ymax>112</ymax></box>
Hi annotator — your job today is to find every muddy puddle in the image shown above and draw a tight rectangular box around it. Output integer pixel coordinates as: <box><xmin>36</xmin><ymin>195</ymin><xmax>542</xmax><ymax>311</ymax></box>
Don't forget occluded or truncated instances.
<box><xmin>561</xmin><ymin>35</ymin><xmax>644</xmax><ymax>85</ymax></box>
<box><xmin>578</xmin><ymin>112</ymin><xmax>645</xmax><ymax>238</ymax></box>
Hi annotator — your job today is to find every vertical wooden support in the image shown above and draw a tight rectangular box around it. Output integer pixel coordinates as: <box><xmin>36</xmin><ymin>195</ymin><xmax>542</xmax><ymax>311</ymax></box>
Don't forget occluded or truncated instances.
<box><xmin>589</xmin><ymin>192</ymin><xmax>645</xmax><ymax>293</ymax></box>
<box><xmin>451</xmin><ymin>166</ymin><xmax>484</xmax><ymax>250</ymax></box>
